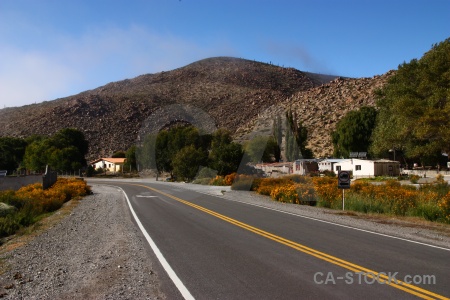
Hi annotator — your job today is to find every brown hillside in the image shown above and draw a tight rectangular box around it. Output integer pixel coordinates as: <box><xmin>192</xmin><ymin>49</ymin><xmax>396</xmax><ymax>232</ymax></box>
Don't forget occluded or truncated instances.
<box><xmin>0</xmin><ymin>57</ymin><xmax>331</xmax><ymax>160</ymax></box>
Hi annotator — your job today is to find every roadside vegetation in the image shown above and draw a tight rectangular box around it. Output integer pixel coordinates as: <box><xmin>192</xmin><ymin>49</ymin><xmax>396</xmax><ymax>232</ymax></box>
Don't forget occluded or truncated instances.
<box><xmin>0</xmin><ymin>178</ymin><xmax>91</xmax><ymax>239</ymax></box>
<box><xmin>194</xmin><ymin>173</ymin><xmax>450</xmax><ymax>224</ymax></box>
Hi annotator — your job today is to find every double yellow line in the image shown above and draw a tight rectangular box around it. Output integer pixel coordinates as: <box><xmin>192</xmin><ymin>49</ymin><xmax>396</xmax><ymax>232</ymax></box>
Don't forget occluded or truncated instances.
<box><xmin>131</xmin><ymin>184</ymin><xmax>448</xmax><ymax>300</ymax></box>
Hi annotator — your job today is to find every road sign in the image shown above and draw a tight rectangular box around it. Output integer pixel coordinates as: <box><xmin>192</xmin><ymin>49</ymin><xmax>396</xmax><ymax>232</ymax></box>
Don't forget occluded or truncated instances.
<box><xmin>338</xmin><ymin>170</ymin><xmax>351</xmax><ymax>189</ymax></box>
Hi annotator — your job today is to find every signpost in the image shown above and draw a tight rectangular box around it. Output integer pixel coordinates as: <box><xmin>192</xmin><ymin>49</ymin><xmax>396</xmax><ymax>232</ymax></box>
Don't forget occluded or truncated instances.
<box><xmin>338</xmin><ymin>170</ymin><xmax>351</xmax><ymax>210</ymax></box>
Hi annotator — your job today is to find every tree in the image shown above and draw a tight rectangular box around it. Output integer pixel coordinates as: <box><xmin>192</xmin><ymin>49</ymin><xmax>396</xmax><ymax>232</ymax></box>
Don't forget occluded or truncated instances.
<box><xmin>112</xmin><ymin>151</ymin><xmax>126</xmax><ymax>158</ymax></box>
<box><xmin>272</xmin><ymin>115</ymin><xmax>283</xmax><ymax>162</ymax></box>
<box><xmin>124</xmin><ymin>145</ymin><xmax>137</xmax><ymax>171</ymax></box>
<box><xmin>23</xmin><ymin>128</ymin><xmax>89</xmax><ymax>172</ymax></box>
<box><xmin>244</xmin><ymin>135</ymin><xmax>281</xmax><ymax>163</ymax></box>
<box><xmin>155</xmin><ymin>130</ymin><xmax>171</xmax><ymax>174</ymax></box>
<box><xmin>0</xmin><ymin>137</ymin><xmax>27</xmax><ymax>173</ymax></box>
<box><xmin>137</xmin><ymin>133</ymin><xmax>157</xmax><ymax>170</ymax></box>
<box><xmin>23</xmin><ymin>139</ymin><xmax>50</xmax><ymax>171</ymax></box>
<box><xmin>331</xmin><ymin>106</ymin><xmax>378</xmax><ymax>158</ymax></box>
<box><xmin>51</xmin><ymin>128</ymin><xmax>89</xmax><ymax>159</ymax></box>
<box><xmin>285</xmin><ymin>110</ymin><xmax>313</xmax><ymax>160</ymax></box>
<box><xmin>172</xmin><ymin>145</ymin><xmax>208</xmax><ymax>181</ymax></box>
<box><xmin>209</xmin><ymin>129</ymin><xmax>243</xmax><ymax>175</ymax></box>
<box><xmin>371</xmin><ymin>38</ymin><xmax>450</xmax><ymax>166</ymax></box>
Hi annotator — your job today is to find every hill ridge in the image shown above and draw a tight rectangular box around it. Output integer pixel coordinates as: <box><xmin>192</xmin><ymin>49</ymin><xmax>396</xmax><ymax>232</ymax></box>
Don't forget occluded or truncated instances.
<box><xmin>0</xmin><ymin>57</ymin><xmax>335</xmax><ymax>159</ymax></box>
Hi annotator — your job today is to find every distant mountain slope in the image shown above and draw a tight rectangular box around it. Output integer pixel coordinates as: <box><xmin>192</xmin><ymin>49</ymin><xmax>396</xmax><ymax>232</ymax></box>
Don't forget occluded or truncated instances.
<box><xmin>0</xmin><ymin>57</ymin><xmax>332</xmax><ymax>160</ymax></box>
<box><xmin>235</xmin><ymin>71</ymin><xmax>394</xmax><ymax>158</ymax></box>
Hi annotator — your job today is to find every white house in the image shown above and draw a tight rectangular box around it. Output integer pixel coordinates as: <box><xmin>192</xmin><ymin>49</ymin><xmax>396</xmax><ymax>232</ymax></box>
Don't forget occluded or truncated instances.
<box><xmin>292</xmin><ymin>159</ymin><xmax>320</xmax><ymax>176</ymax></box>
<box><xmin>333</xmin><ymin>159</ymin><xmax>400</xmax><ymax>178</ymax></box>
<box><xmin>255</xmin><ymin>162</ymin><xmax>292</xmax><ymax>177</ymax></box>
<box><xmin>91</xmin><ymin>158</ymin><xmax>126</xmax><ymax>173</ymax></box>
<box><xmin>318</xmin><ymin>159</ymin><xmax>346</xmax><ymax>173</ymax></box>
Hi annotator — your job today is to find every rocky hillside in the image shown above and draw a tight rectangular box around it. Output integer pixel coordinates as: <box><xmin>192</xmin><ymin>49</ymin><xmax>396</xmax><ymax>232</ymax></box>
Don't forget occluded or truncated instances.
<box><xmin>0</xmin><ymin>57</ymin><xmax>331</xmax><ymax>160</ymax></box>
<box><xmin>235</xmin><ymin>71</ymin><xmax>394</xmax><ymax>158</ymax></box>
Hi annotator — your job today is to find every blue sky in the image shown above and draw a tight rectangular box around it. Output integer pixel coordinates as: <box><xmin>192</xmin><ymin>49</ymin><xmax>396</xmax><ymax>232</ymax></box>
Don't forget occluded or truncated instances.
<box><xmin>1</xmin><ymin>0</ymin><xmax>449</xmax><ymax>108</ymax></box>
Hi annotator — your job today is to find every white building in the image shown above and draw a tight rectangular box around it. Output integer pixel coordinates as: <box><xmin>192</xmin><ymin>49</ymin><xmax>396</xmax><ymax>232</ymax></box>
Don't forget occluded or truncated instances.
<box><xmin>292</xmin><ymin>159</ymin><xmax>320</xmax><ymax>176</ymax></box>
<box><xmin>318</xmin><ymin>159</ymin><xmax>346</xmax><ymax>173</ymax></box>
<box><xmin>91</xmin><ymin>158</ymin><xmax>126</xmax><ymax>173</ymax></box>
<box><xmin>333</xmin><ymin>159</ymin><xmax>400</xmax><ymax>178</ymax></box>
<box><xmin>255</xmin><ymin>162</ymin><xmax>292</xmax><ymax>177</ymax></box>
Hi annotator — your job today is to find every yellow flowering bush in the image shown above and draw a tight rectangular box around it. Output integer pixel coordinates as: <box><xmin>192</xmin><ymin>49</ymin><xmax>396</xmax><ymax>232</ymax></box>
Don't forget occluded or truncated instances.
<box><xmin>0</xmin><ymin>177</ymin><xmax>92</xmax><ymax>238</ymax></box>
<box><xmin>312</xmin><ymin>177</ymin><xmax>341</xmax><ymax>208</ymax></box>
<box><xmin>224</xmin><ymin>173</ymin><xmax>237</xmax><ymax>186</ymax></box>
<box><xmin>270</xmin><ymin>184</ymin><xmax>299</xmax><ymax>203</ymax></box>
<box><xmin>233</xmin><ymin>173</ymin><xmax>449</xmax><ymax>223</ymax></box>
<box><xmin>438</xmin><ymin>192</ymin><xmax>450</xmax><ymax>223</ymax></box>
<box><xmin>15</xmin><ymin>178</ymin><xmax>91</xmax><ymax>213</ymax></box>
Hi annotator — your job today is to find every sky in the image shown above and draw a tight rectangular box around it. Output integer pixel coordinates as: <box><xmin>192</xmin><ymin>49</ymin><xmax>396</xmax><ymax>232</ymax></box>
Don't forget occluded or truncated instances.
<box><xmin>1</xmin><ymin>0</ymin><xmax>449</xmax><ymax>108</ymax></box>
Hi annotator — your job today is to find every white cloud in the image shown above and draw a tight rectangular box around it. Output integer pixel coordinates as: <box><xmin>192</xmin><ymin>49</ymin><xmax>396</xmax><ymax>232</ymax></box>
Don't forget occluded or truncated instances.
<box><xmin>0</xmin><ymin>25</ymin><xmax>236</xmax><ymax>108</ymax></box>
<box><xmin>0</xmin><ymin>46</ymin><xmax>79</xmax><ymax>107</ymax></box>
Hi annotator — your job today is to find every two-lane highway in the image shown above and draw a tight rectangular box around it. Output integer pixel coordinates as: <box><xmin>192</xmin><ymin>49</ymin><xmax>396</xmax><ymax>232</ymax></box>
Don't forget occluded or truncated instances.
<box><xmin>93</xmin><ymin>180</ymin><xmax>450</xmax><ymax>299</ymax></box>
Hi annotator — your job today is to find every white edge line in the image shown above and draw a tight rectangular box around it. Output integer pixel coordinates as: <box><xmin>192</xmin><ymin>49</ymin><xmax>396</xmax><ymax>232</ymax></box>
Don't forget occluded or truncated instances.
<box><xmin>187</xmin><ymin>189</ymin><xmax>450</xmax><ymax>252</ymax></box>
<box><xmin>112</xmin><ymin>185</ymin><xmax>195</xmax><ymax>300</ymax></box>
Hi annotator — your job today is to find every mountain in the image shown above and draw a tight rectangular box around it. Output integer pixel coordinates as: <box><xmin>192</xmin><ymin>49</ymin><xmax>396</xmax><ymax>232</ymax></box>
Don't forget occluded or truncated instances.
<box><xmin>0</xmin><ymin>56</ymin><xmax>391</xmax><ymax>160</ymax></box>
<box><xmin>235</xmin><ymin>71</ymin><xmax>394</xmax><ymax>158</ymax></box>
<box><xmin>0</xmin><ymin>57</ymin><xmax>334</xmax><ymax>159</ymax></box>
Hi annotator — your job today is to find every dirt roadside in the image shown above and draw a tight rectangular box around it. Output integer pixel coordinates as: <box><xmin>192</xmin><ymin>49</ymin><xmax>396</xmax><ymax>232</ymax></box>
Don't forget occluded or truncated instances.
<box><xmin>0</xmin><ymin>184</ymin><xmax>166</xmax><ymax>300</ymax></box>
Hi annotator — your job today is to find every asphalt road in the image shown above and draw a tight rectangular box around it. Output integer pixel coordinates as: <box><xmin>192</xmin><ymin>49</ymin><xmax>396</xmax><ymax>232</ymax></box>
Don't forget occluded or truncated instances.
<box><xmin>92</xmin><ymin>180</ymin><xmax>450</xmax><ymax>300</ymax></box>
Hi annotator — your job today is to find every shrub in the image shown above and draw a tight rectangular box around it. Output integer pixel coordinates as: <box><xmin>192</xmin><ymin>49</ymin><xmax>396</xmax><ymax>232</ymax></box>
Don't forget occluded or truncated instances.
<box><xmin>438</xmin><ymin>192</ymin><xmax>450</xmax><ymax>223</ymax></box>
<box><xmin>210</xmin><ymin>176</ymin><xmax>227</xmax><ymax>186</ymax></box>
<box><xmin>192</xmin><ymin>178</ymin><xmax>212</xmax><ymax>185</ymax></box>
<box><xmin>312</xmin><ymin>177</ymin><xmax>341</xmax><ymax>208</ymax></box>
<box><xmin>410</xmin><ymin>175</ymin><xmax>420</xmax><ymax>184</ymax></box>
<box><xmin>270</xmin><ymin>184</ymin><xmax>299</xmax><ymax>203</ymax></box>
<box><xmin>196</xmin><ymin>167</ymin><xmax>217</xmax><ymax>179</ymax></box>
<box><xmin>231</xmin><ymin>174</ymin><xmax>256</xmax><ymax>191</ymax></box>
<box><xmin>0</xmin><ymin>178</ymin><xmax>91</xmax><ymax>238</ymax></box>
<box><xmin>224</xmin><ymin>173</ymin><xmax>237</xmax><ymax>186</ymax></box>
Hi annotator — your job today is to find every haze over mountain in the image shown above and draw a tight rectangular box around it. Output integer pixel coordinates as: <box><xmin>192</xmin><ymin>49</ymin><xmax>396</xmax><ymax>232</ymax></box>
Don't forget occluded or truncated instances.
<box><xmin>0</xmin><ymin>57</ymin><xmax>390</xmax><ymax>160</ymax></box>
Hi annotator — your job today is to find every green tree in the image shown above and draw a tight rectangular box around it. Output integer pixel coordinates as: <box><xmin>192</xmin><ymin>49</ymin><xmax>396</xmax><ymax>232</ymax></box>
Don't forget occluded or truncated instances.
<box><xmin>0</xmin><ymin>137</ymin><xmax>27</xmax><ymax>172</ymax></box>
<box><xmin>51</xmin><ymin>128</ymin><xmax>89</xmax><ymax>159</ymax></box>
<box><xmin>371</xmin><ymin>38</ymin><xmax>450</xmax><ymax>165</ymax></box>
<box><xmin>209</xmin><ymin>129</ymin><xmax>243</xmax><ymax>175</ymax></box>
<box><xmin>172</xmin><ymin>145</ymin><xmax>208</xmax><ymax>181</ymax></box>
<box><xmin>272</xmin><ymin>115</ymin><xmax>283</xmax><ymax>161</ymax></box>
<box><xmin>23</xmin><ymin>139</ymin><xmax>50</xmax><ymax>171</ymax></box>
<box><xmin>285</xmin><ymin>110</ymin><xmax>312</xmax><ymax>160</ymax></box>
<box><xmin>332</xmin><ymin>106</ymin><xmax>378</xmax><ymax>158</ymax></box>
<box><xmin>23</xmin><ymin>128</ymin><xmax>89</xmax><ymax>172</ymax></box>
<box><xmin>124</xmin><ymin>145</ymin><xmax>137</xmax><ymax>171</ymax></box>
<box><xmin>155</xmin><ymin>130</ymin><xmax>171</xmax><ymax>174</ymax></box>
<box><xmin>112</xmin><ymin>151</ymin><xmax>126</xmax><ymax>158</ymax></box>
<box><xmin>244</xmin><ymin>136</ymin><xmax>279</xmax><ymax>163</ymax></box>
<box><xmin>137</xmin><ymin>133</ymin><xmax>157</xmax><ymax>170</ymax></box>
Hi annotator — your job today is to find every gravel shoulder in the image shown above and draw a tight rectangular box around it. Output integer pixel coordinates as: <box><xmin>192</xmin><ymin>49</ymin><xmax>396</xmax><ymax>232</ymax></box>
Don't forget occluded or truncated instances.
<box><xmin>0</xmin><ymin>184</ymin><xmax>166</xmax><ymax>300</ymax></box>
<box><xmin>0</xmin><ymin>179</ymin><xmax>448</xmax><ymax>299</ymax></box>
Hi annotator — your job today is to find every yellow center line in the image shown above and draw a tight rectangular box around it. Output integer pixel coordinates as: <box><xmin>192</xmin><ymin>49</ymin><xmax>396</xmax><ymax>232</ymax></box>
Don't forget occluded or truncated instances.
<box><xmin>130</xmin><ymin>183</ymin><xmax>448</xmax><ymax>300</ymax></box>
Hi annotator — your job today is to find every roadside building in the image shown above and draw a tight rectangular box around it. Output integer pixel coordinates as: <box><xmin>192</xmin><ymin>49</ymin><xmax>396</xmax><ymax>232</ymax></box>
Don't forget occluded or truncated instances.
<box><xmin>90</xmin><ymin>158</ymin><xmax>126</xmax><ymax>173</ymax></box>
<box><xmin>255</xmin><ymin>162</ymin><xmax>292</xmax><ymax>177</ymax></box>
<box><xmin>318</xmin><ymin>159</ymin><xmax>346</xmax><ymax>173</ymax></box>
<box><xmin>292</xmin><ymin>159</ymin><xmax>320</xmax><ymax>176</ymax></box>
<box><xmin>333</xmin><ymin>159</ymin><xmax>400</xmax><ymax>178</ymax></box>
